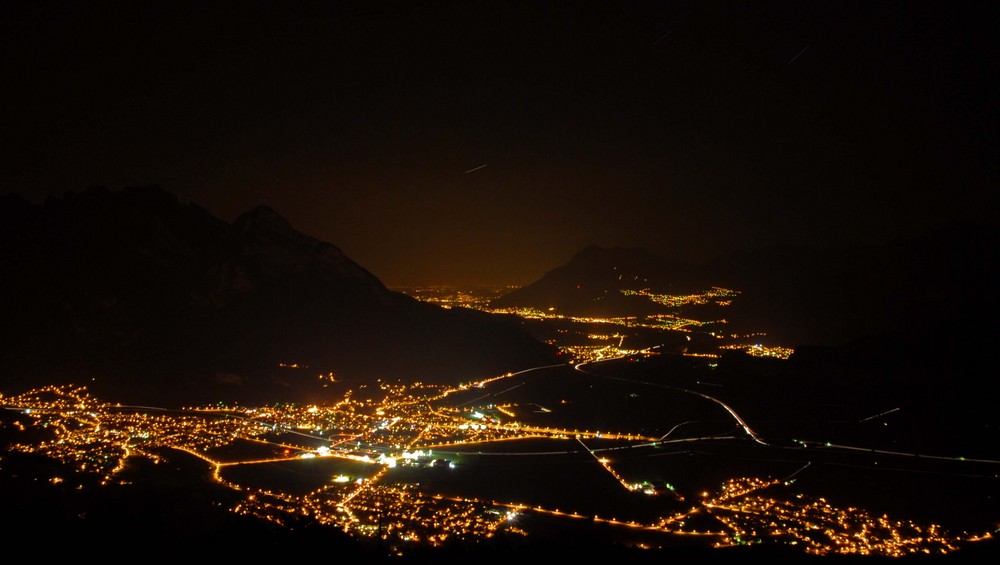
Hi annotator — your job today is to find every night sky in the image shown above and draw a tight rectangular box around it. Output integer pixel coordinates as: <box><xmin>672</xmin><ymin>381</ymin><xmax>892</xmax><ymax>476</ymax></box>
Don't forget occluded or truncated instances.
<box><xmin>3</xmin><ymin>0</ymin><xmax>998</xmax><ymax>286</ymax></box>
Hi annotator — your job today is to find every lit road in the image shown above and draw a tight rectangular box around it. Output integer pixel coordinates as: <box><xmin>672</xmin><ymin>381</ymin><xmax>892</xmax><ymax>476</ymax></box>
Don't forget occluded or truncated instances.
<box><xmin>574</xmin><ymin>359</ymin><xmax>769</xmax><ymax>446</ymax></box>
<box><xmin>3</xmin><ymin>375</ymin><xmax>992</xmax><ymax>558</ymax></box>
<box><xmin>792</xmin><ymin>440</ymin><xmax>1000</xmax><ymax>466</ymax></box>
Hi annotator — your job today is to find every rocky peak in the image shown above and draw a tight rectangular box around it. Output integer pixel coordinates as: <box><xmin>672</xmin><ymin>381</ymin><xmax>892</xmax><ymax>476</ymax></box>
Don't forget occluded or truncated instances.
<box><xmin>235</xmin><ymin>205</ymin><xmax>296</xmax><ymax>240</ymax></box>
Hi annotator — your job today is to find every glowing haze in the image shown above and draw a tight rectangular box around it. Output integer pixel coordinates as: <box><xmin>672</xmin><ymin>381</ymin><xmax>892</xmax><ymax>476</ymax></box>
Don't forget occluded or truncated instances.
<box><xmin>3</xmin><ymin>1</ymin><xmax>997</xmax><ymax>286</ymax></box>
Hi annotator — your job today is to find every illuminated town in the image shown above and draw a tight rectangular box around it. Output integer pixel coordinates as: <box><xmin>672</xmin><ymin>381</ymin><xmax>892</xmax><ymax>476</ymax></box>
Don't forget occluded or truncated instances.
<box><xmin>1</xmin><ymin>371</ymin><xmax>985</xmax><ymax>559</ymax></box>
<box><xmin>4</xmin><ymin>1</ymin><xmax>997</xmax><ymax>560</ymax></box>
<box><xmin>397</xmin><ymin>285</ymin><xmax>795</xmax><ymax>361</ymax></box>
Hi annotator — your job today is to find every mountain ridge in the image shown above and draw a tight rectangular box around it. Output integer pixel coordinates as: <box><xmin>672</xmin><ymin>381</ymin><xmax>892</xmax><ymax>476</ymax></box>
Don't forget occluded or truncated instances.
<box><xmin>0</xmin><ymin>185</ymin><xmax>559</xmax><ymax>406</ymax></box>
<box><xmin>493</xmin><ymin>224</ymin><xmax>1000</xmax><ymax>348</ymax></box>
<box><xmin>490</xmin><ymin>243</ymin><xmax>711</xmax><ymax>317</ymax></box>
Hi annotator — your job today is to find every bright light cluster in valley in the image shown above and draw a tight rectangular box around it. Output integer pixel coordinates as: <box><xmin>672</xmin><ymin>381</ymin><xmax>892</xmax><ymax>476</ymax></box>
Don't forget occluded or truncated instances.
<box><xmin>719</xmin><ymin>343</ymin><xmax>797</xmax><ymax>359</ymax></box>
<box><xmin>619</xmin><ymin>286</ymin><xmax>739</xmax><ymax>307</ymax></box>
<box><xmin>1</xmin><ymin>380</ymin><xmax>980</xmax><ymax>558</ymax></box>
<box><xmin>703</xmin><ymin>478</ymin><xmax>962</xmax><ymax>557</ymax></box>
<box><xmin>399</xmin><ymin>285</ymin><xmax>794</xmax><ymax>361</ymax></box>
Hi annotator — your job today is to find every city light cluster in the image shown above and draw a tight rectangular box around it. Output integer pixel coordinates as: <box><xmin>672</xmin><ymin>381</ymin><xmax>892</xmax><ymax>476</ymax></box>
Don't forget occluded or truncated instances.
<box><xmin>620</xmin><ymin>286</ymin><xmax>740</xmax><ymax>308</ymax></box>
<box><xmin>704</xmin><ymin>478</ymin><xmax>962</xmax><ymax>557</ymax></box>
<box><xmin>2</xmin><ymin>379</ymin><xmax>979</xmax><ymax>558</ymax></box>
<box><xmin>719</xmin><ymin>343</ymin><xmax>796</xmax><ymax>360</ymax></box>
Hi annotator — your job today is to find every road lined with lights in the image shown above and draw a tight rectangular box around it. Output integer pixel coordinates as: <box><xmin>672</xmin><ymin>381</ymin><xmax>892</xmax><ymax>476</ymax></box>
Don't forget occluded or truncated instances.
<box><xmin>574</xmin><ymin>359</ymin><xmax>768</xmax><ymax>445</ymax></box>
<box><xmin>2</xmin><ymin>366</ymin><xmax>991</xmax><ymax>559</ymax></box>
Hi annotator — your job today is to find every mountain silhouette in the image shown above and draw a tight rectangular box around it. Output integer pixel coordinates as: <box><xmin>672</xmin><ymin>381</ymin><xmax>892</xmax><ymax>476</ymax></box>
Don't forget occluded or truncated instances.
<box><xmin>707</xmin><ymin>223</ymin><xmax>1000</xmax><ymax>348</ymax></box>
<box><xmin>493</xmin><ymin>227</ymin><xmax>999</xmax><ymax>350</ymax></box>
<box><xmin>0</xmin><ymin>186</ymin><xmax>558</xmax><ymax>406</ymax></box>
<box><xmin>490</xmin><ymin>244</ymin><xmax>711</xmax><ymax>318</ymax></box>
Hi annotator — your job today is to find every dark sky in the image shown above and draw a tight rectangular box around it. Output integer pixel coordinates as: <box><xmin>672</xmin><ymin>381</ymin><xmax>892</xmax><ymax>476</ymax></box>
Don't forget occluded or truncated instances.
<box><xmin>3</xmin><ymin>0</ymin><xmax>998</xmax><ymax>286</ymax></box>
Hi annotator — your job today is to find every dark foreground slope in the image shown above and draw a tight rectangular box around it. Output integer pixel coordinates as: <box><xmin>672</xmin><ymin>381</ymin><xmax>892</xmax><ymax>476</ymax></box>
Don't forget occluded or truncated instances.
<box><xmin>0</xmin><ymin>186</ymin><xmax>557</xmax><ymax>405</ymax></box>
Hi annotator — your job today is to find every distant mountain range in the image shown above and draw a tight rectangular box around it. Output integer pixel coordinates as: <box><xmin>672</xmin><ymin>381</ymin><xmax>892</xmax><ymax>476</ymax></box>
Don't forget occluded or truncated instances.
<box><xmin>706</xmin><ymin>227</ymin><xmax>1000</xmax><ymax>348</ymax></box>
<box><xmin>490</xmin><ymin>244</ymin><xmax>712</xmax><ymax>317</ymax></box>
<box><xmin>3</xmin><ymin>185</ymin><xmax>996</xmax><ymax>406</ymax></box>
<box><xmin>0</xmin><ymin>186</ymin><xmax>558</xmax><ymax>405</ymax></box>
<box><xmin>492</xmin><ymin>225</ymin><xmax>1000</xmax><ymax>349</ymax></box>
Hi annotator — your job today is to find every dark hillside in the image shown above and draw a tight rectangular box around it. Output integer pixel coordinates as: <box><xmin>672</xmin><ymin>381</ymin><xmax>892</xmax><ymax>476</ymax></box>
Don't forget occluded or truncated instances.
<box><xmin>0</xmin><ymin>186</ymin><xmax>558</xmax><ymax>405</ymax></box>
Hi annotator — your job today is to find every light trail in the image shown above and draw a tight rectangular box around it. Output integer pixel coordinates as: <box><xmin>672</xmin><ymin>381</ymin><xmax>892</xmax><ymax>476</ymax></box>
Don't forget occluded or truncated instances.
<box><xmin>575</xmin><ymin>359</ymin><xmax>769</xmax><ymax>446</ymax></box>
<box><xmin>491</xmin><ymin>382</ymin><xmax>524</xmax><ymax>397</ymax></box>
<box><xmin>419</xmin><ymin>435</ymin><xmax>740</xmax><ymax>457</ymax></box>
<box><xmin>439</xmin><ymin>362</ymin><xmax>569</xmax><ymax>407</ymax></box>
<box><xmin>784</xmin><ymin>461</ymin><xmax>811</xmax><ymax>481</ymax></box>
<box><xmin>859</xmin><ymin>407</ymin><xmax>901</xmax><ymax>422</ymax></box>
<box><xmin>453</xmin><ymin>393</ymin><xmax>490</xmax><ymax>408</ymax></box>
<box><xmin>658</xmin><ymin>420</ymin><xmax>703</xmax><ymax>441</ymax></box>
<box><xmin>577</xmin><ymin>435</ymin><xmax>638</xmax><ymax>491</ymax></box>
<box><xmin>795</xmin><ymin>440</ymin><xmax>1000</xmax><ymax>465</ymax></box>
